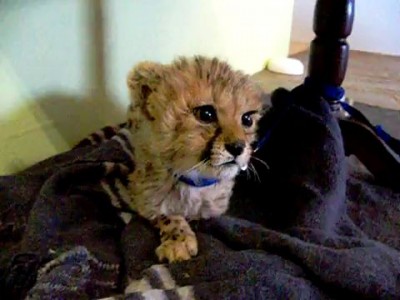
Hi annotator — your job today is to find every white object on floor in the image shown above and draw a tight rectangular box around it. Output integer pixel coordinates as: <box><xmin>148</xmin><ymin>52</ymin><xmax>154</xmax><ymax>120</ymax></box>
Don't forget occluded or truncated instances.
<box><xmin>267</xmin><ymin>57</ymin><xmax>304</xmax><ymax>75</ymax></box>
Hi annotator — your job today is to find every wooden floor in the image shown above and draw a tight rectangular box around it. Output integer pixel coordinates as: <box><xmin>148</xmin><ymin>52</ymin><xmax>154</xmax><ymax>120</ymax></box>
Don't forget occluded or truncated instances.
<box><xmin>252</xmin><ymin>44</ymin><xmax>400</xmax><ymax>111</ymax></box>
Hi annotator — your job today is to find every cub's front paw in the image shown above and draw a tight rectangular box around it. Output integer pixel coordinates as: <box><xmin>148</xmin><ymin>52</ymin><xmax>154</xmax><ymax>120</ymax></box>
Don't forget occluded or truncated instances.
<box><xmin>156</xmin><ymin>233</ymin><xmax>198</xmax><ymax>263</ymax></box>
<box><xmin>155</xmin><ymin>215</ymin><xmax>198</xmax><ymax>263</ymax></box>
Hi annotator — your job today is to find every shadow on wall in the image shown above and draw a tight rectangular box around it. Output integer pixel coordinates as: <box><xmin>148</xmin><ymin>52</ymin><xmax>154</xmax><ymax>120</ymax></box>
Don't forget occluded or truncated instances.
<box><xmin>34</xmin><ymin>94</ymin><xmax>122</xmax><ymax>149</ymax></box>
<box><xmin>35</xmin><ymin>0</ymin><xmax>125</xmax><ymax>148</ymax></box>
<box><xmin>0</xmin><ymin>0</ymin><xmax>126</xmax><ymax>174</ymax></box>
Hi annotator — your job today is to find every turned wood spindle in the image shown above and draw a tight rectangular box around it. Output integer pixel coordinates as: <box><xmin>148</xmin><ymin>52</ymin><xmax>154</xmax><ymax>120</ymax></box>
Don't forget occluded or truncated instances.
<box><xmin>307</xmin><ymin>0</ymin><xmax>400</xmax><ymax>190</ymax></box>
<box><xmin>308</xmin><ymin>0</ymin><xmax>355</xmax><ymax>89</ymax></box>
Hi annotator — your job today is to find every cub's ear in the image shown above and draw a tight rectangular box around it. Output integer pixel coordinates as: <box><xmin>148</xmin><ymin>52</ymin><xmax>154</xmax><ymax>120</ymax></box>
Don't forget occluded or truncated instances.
<box><xmin>127</xmin><ymin>61</ymin><xmax>164</xmax><ymax>104</ymax></box>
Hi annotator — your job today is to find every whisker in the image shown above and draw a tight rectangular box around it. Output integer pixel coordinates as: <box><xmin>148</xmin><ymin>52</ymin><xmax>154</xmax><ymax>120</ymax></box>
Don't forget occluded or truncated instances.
<box><xmin>246</xmin><ymin>163</ymin><xmax>255</xmax><ymax>180</ymax></box>
<box><xmin>244</xmin><ymin>167</ymin><xmax>251</xmax><ymax>181</ymax></box>
<box><xmin>251</xmin><ymin>156</ymin><xmax>270</xmax><ymax>170</ymax></box>
<box><xmin>178</xmin><ymin>159</ymin><xmax>209</xmax><ymax>175</ymax></box>
<box><xmin>249</xmin><ymin>162</ymin><xmax>261</xmax><ymax>183</ymax></box>
<box><xmin>247</xmin><ymin>163</ymin><xmax>255</xmax><ymax>181</ymax></box>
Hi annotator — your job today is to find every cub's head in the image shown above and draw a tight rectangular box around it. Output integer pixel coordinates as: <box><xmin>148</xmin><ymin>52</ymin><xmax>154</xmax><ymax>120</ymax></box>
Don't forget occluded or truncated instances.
<box><xmin>127</xmin><ymin>56</ymin><xmax>263</xmax><ymax>181</ymax></box>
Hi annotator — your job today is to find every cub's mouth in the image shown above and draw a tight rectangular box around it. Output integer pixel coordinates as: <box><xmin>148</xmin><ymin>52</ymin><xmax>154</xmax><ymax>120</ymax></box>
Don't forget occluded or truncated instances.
<box><xmin>214</xmin><ymin>159</ymin><xmax>248</xmax><ymax>171</ymax></box>
<box><xmin>200</xmin><ymin>145</ymin><xmax>249</xmax><ymax>173</ymax></box>
<box><xmin>221</xmin><ymin>161</ymin><xmax>236</xmax><ymax>166</ymax></box>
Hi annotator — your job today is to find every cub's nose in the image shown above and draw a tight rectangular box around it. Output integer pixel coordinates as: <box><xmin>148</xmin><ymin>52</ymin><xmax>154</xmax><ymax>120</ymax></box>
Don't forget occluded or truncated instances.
<box><xmin>225</xmin><ymin>141</ymin><xmax>245</xmax><ymax>157</ymax></box>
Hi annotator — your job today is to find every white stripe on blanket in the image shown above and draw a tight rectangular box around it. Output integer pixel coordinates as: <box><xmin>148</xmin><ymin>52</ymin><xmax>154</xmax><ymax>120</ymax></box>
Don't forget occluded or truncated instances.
<box><xmin>113</xmin><ymin>135</ymin><xmax>134</xmax><ymax>162</ymax></box>
<box><xmin>150</xmin><ymin>264</ymin><xmax>176</xmax><ymax>289</ymax></box>
<box><xmin>115</xmin><ymin>179</ymin><xmax>133</xmax><ymax>207</ymax></box>
<box><xmin>176</xmin><ymin>286</ymin><xmax>195</xmax><ymax>299</ymax></box>
<box><xmin>125</xmin><ymin>277</ymin><xmax>152</xmax><ymax>294</ymax></box>
<box><xmin>101</xmin><ymin>181</ymin><xmax>122</xmax><ymax>209</ymax></box>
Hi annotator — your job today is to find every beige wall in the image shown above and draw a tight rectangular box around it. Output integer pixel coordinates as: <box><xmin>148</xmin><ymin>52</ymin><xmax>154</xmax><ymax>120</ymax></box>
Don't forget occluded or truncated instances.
<box><xmin>291</xmin><ymin>0</ymin><xmax>400</xmax><ymax>56</ymax></box>
<box><xmin>0</xmin><ymin>0</ymin><xmax>294</xmax><ymax>174</ymax></box>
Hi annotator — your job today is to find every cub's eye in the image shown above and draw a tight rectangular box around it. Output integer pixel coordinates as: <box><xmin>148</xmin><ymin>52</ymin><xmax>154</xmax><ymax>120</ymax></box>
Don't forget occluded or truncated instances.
<box><xmin>193</xmin><ymin>105</ymin><xmax>217</xmax><ymax>124</ymax></box>
<box><xmin>242</xmin><ymin>111</ymin><xmax>256</xmax><ymax>127</ymax></box>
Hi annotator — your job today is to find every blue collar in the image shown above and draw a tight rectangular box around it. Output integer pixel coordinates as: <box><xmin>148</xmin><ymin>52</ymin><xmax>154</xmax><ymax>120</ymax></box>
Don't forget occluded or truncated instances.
<box><xmin>178</xmin><ymin>175</ymin><xmax>219</xmax><ymax>187</ymax></box>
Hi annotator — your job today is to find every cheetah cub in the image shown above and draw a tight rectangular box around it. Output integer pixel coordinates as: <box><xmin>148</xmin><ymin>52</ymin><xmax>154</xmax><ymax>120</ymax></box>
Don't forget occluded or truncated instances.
<box><xmin>126</xmin><ymin>56</ymin><xmax>263</xmax><ymax>263</ymax></box>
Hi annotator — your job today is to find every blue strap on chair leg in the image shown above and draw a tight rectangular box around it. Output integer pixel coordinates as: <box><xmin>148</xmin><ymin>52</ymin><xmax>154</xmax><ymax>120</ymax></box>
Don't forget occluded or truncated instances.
<box><xmin>339</xmin><ymin>101</ymin><xmax>400</xmax><ymax>156</ymax></box>
<box><xmin>304</xmin><ymin>77</ymin><xmax>400</xmax><ymax>157</ymax></box>
<box><xmin>256</xmin><ymin>79</ymin><xmax>400</xmax><ymax>158</ymax></box>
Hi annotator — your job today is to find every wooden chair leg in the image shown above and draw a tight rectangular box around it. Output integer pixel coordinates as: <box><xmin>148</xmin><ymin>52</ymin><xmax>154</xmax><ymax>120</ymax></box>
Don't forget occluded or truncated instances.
<box><xmin>309</xmin><ymin>0</ymin><xmax>400</xmax><ymax>189</ymax></box>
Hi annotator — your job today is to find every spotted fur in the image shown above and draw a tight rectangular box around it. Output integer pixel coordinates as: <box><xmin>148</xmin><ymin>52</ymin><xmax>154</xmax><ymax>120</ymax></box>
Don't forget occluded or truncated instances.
<box><xmin>126</xmin><ymin>56</ymin><xmax>263</xmax><ymax>262</ymax></box>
